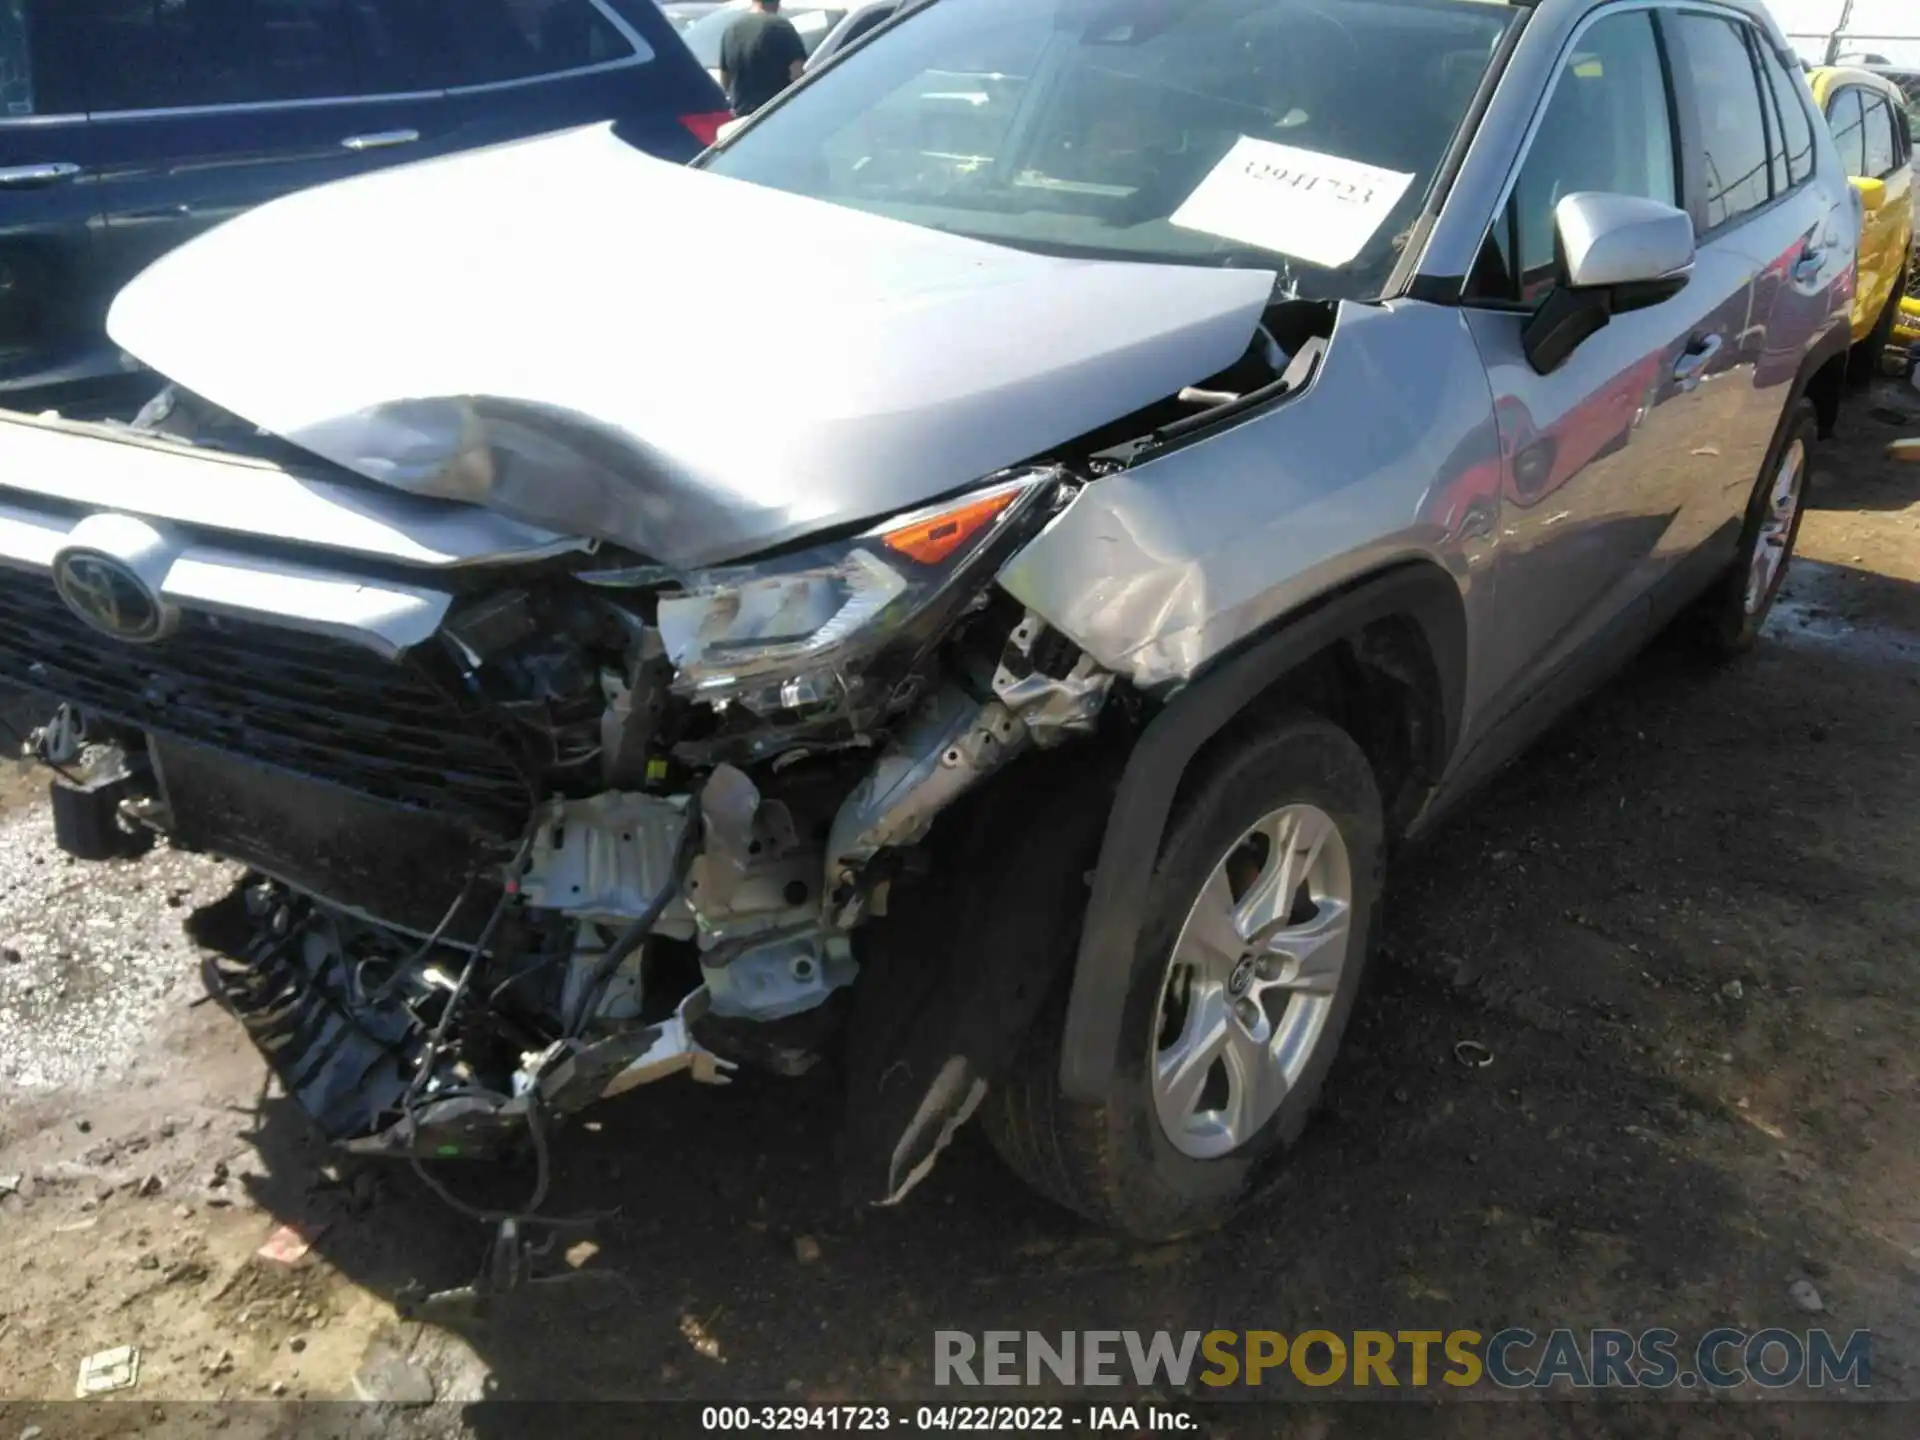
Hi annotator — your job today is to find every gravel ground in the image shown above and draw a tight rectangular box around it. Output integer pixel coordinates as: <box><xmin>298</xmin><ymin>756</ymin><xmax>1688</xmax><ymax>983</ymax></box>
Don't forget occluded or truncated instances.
<box><xmin>1</xmin><ymin>387</ymin><xmax>1918</xmax><ymax>1438</ymax></box>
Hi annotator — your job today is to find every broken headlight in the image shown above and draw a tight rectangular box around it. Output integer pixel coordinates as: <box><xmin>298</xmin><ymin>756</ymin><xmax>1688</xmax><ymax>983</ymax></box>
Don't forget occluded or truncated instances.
<box><xmin>654</xmin><ymin>474</ymin><xmax>1053</xmax><ymax>714</ymax></box>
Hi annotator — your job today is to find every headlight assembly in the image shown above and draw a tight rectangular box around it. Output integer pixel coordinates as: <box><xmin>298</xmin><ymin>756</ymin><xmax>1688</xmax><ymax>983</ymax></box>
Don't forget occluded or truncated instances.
<box><xmin>649</xmin><ymin>473</ymin><xmax>1056</xmax><ymax>715</ymax></box>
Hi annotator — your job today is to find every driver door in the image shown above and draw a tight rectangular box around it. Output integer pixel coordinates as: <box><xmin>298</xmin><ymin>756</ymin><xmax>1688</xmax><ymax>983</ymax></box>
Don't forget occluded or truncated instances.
<box><xmin>1461</xmin><ymin>6</ymin><xmax>1754</xmax><ymax>730</ymax></box>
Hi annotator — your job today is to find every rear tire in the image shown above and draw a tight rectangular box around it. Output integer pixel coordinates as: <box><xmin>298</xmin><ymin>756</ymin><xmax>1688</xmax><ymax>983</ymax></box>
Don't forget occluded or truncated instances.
<box><xmin>1690</xmin><ymin>397</ymin><xmax>1814</xmax><ymax>657</ymax></box>
<box><xmin>982</xmin><ymin>712</ymin><xmax>1383</xmax><ymax>1240</ymax></box>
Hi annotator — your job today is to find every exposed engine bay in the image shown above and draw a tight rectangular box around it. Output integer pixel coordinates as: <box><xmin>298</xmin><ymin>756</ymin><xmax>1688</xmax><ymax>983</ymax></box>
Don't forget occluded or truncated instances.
<box><xmin>24</xmin><ymin>463</ymin><xmax>1098</xmax><ymax>1193</ymax></box>
<box><xmin>5</xmin><ymin>295</ymin><xmax>1335</xmax><ymax>1214</ymax></box>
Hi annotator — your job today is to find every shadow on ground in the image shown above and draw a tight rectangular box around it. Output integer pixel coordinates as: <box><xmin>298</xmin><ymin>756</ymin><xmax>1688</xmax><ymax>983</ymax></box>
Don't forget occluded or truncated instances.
<box><xmin>1811</xmin><ymin>384</ymin><xmax>1920</xmax><ymax>513</ymax></box>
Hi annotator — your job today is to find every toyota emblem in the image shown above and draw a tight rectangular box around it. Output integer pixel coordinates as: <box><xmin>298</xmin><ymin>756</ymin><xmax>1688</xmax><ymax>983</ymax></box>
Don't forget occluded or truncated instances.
<box><xmin>52</xmin><ymin>550</ymin><xmax>172</xmax><ymax>644</ymax></box>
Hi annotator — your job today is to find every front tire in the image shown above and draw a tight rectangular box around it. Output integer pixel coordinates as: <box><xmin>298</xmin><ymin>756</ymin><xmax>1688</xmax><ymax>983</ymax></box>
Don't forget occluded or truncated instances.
<box><xmin>983</xmin><ymin>712</ymin><xmax>1383</xmax><ymax>1240</ymax></box>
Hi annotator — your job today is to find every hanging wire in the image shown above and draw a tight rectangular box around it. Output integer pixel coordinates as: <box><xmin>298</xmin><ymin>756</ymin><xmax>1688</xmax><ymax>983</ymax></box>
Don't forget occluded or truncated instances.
<box><xmin>393</xmin><ymin>822</ymin><xmax>616</xmax><ymax>1232</ymax></box>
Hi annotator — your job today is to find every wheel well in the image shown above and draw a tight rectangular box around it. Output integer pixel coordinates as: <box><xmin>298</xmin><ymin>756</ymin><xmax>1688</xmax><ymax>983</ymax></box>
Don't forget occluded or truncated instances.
<box><xmin>1172</xmin><ymin>611</ymin><xmax>1448</xmax><ymax>842</ymax></box>
<box><xmin>1804</xmin><ymin>350</ymin><xmax>1847</xmax><ymax>439</ymax></box>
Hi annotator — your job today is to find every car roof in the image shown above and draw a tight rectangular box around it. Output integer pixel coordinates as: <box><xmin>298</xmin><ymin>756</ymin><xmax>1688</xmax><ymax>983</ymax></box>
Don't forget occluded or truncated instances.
<box><xmin>1533</xmin><ymin>0</ymin><xmax>1789</xmax><ymax>37</ymax></box>
<box><xmin>1808</xmin><ymin>64</ymin><xmax>1912</xmax><ymax>103</ymax></box>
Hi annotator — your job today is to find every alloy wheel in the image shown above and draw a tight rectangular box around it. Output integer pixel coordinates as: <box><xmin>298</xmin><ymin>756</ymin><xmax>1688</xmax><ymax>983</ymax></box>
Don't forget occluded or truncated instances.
<box><xmin>1150</xmin><ymin>803</ymin><xmax>1354</xmax><ymax>1160</ymax></box>
<box><xmin>1743</xmin><ymin>436</ymin><xmax>1806</xmax><ymax>616</ymax></box>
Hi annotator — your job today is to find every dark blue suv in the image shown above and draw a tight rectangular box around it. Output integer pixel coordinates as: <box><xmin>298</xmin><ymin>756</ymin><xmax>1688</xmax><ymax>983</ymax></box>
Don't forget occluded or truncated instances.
<box><xmin>0</xmin><ymin>0</ymin><xmax>726</xmax><ymax>396</ymax></box>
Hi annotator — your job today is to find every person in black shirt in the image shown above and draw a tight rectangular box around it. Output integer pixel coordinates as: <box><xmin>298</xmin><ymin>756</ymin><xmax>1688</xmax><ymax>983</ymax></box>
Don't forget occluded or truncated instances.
<box><xmin>718</xmin><ymin>0</ymin><xmax>808</xmax><ymax>118</ymax></box>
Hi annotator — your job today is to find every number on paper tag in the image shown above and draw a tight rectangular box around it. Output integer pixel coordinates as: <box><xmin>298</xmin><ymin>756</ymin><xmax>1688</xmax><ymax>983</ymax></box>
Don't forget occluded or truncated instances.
<box><xmin>1171</xmin><ymin>136</ymin><xmax>1416</xmax><ymax>269</ymax></box>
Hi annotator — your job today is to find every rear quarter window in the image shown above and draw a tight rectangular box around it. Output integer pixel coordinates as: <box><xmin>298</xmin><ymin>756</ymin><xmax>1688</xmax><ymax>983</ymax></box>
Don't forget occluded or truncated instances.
<box><xmin>1863</xmin><ymin>91</ymin><xmax>1898</xmax><ymax>178</ymax></box>
<box><xmin>1757</xmin><ymin>40</ymin><xmax>1814</xmax><ymax>188</ymax></box>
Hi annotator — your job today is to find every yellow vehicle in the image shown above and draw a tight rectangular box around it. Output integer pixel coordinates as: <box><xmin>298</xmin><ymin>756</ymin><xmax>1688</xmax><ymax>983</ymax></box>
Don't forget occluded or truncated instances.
<box><xmin>1807</xmin><ymin>67</ymin><xmax>1915</xmax><ymax>374</ymax></box>
<box><xmin>1895</xmin><ymin>266</ymin><xmax>1920</xmax><ymax>359</ymax></box>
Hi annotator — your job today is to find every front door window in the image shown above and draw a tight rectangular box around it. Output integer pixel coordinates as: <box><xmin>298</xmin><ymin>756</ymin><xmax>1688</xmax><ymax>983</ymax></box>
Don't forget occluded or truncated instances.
<box><xmin>1467</xmin><ymin>10</ymin><xmax>1678</xmax><ymax>307</ymax></box>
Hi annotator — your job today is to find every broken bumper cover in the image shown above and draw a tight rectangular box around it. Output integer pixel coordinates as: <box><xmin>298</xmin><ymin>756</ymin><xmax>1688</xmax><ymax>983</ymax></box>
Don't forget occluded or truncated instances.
<box><xmin>2</xmin><ymin>405</ymin><xmax>1131</xmax><ymax>1208</ymax></box>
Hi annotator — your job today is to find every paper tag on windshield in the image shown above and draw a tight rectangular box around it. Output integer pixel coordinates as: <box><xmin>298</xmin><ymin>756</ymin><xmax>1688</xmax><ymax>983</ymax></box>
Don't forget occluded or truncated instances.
<box><xmin>1171</xmin><ymin>137</ymin><xmax>1415</xmax><ymax>269</ymax></box>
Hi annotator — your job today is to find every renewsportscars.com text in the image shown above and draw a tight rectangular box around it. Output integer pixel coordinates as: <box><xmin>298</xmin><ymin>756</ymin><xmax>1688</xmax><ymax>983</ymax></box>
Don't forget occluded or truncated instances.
<box><xmin>934</xmin><ymin>1328</ymin><xmax>1871</xmax><ymax>1391</ymax></box>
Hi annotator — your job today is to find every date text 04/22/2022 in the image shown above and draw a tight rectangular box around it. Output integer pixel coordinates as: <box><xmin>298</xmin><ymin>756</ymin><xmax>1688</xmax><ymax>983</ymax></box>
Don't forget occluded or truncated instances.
<box><xmin>700</xmin><ymin>1405</ymin><xmax>1196</xmax><ymax>1431</ymax></box>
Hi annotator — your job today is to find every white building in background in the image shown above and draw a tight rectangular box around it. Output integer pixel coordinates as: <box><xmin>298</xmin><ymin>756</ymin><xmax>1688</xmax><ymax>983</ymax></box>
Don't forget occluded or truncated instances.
<box><xmin>1766</xmin><ymin>0</ymin><xmax>1920</xmax><ymax>65</ymax></box>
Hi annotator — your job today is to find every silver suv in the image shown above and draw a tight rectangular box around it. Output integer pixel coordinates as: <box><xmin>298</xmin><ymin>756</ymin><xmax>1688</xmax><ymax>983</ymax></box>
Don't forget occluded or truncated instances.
<box><xmin>0</xmin><ymin>0</ymin><xmax>1856</xmax><ymax>1239</ymax></box>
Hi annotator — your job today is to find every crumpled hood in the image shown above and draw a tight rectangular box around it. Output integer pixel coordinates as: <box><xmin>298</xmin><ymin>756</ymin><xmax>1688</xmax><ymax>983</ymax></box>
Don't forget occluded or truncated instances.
<box><xmin>106</xmin><ymin>124</ymin><xmax>1276</xmax><ymax>568</ymax></box>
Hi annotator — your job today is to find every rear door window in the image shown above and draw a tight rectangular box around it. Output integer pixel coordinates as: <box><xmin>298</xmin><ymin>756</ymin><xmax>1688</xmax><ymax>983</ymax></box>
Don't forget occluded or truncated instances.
<box><xmin>1862</xmin><ymin>92</ymin><xmax>1898</xmax><ymax>178</ymax></box>
<box><xmin>32</xmin><ymin>0</ymin><xmax>362</xmax><ymax>113</ymax></box>
<box><xmin>1828</xmin><ymin>86</ymin><xmax>1866</xmax><ymax>175</ymax></box>
<box><xmin>1672</xmin><ymin>13</ymin><xmax>1771</xmax><ymax>232</ymax></box>
<box><xmin>353</xmin><ymin>0</ymin><xmax>642</xmax><ymax>93</ymax></box>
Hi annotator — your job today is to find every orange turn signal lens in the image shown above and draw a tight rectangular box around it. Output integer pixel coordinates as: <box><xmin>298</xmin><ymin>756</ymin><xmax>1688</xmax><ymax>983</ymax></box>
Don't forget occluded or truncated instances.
<box><xmin>878</xmin><ymin>488</ymin><xmax>1021</xmax><ymax>566</ymax></box>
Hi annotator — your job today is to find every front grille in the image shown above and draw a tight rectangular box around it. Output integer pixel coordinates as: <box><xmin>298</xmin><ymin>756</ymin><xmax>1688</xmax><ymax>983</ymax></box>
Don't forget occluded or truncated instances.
<box><xmin>0</xmin><ymin>571</ymin><xmax>530</xmax><ymax>828</ymax></box>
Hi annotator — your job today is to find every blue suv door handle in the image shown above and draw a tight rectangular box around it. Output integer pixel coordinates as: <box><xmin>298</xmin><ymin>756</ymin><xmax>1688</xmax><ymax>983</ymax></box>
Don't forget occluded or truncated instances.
<box><xmin>1673</xmin><ymin>333</ymin><xmax>1723</xmax><ymax>391</ymax></box>
<box><xmin>341</xmin><ymin>130</ymin><xmax>421</xmax><ymax>153</ymax></box>
<box><xmin>0</xmin><ymin>162</ymin><xmax>83</xmax><ymax>187</ymax></box>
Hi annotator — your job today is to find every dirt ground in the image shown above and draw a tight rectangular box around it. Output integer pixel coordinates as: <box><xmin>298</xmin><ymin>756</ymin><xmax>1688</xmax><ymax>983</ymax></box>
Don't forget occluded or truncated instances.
<box><xmin>1</xmin><ymin>380</ymin><xmax>1919</xmax><ymax>1438</ymax></box>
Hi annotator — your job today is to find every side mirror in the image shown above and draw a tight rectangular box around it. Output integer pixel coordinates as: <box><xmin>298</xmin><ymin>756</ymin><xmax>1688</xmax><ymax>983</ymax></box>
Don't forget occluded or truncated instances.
<box><xmin>1524</xmin><ymin>192</ymin><xmax>1695</xmax><ymax>375</ymax></box>
<box><xmin>1853</xmin><ymin>175</ymin><xmax>1888</xmax><ymax>213</ymax></box>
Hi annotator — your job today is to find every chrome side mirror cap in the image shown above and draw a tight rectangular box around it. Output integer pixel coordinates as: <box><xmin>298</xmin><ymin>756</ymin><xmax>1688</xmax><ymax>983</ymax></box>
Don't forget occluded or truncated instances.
<box><xmin>1556</xmin><ymin>191</ymin><xmax>1695</xmax><ymax>295</ymax></box>
<box><xmin>1524</xmin><ymin>192</ymin><xmax>1696</xmax><ymax>376</ymax></box>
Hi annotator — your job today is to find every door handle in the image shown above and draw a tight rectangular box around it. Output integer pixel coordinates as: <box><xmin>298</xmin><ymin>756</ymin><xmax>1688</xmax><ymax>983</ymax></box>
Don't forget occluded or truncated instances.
<box><xmin>0</xmin><ymin>162</ymin><xmax>83</xmax><ymax>187</ymax></box>
<box><xmin>1673</xmin><ymin>334</ymin><xmax>1723</xmax><ymax>392</ymax></box>
<box><xmin>341</xmin><ymin>129</ymin><xmax>420</xmax><ymax>152</ymax></box>
<box><xmin>1792</xmin><ymin>248</ymin><xmax>1825</xmax><ymax>286</ymax></box>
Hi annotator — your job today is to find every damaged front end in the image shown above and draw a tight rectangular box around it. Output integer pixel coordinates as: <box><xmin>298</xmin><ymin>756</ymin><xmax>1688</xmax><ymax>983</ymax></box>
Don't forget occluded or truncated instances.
<box><xmin>10</xmin><ymin>433</ymin><xmax>1122</xmax><ymax>1204</ymax></box>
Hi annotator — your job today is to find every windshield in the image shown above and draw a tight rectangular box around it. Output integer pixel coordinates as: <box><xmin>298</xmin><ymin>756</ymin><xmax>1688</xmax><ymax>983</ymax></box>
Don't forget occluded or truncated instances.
<box><xmin>682</xmin><ymin>3</ymin><xmax>850</xmax><ymax>68</ymax></box>
<box><xmin>703</xmin><ymin>0</ymin><xmax>1517</xmax><ymax>298</ymax></box>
